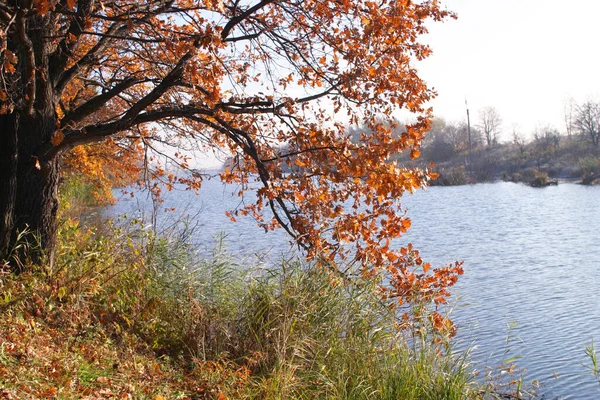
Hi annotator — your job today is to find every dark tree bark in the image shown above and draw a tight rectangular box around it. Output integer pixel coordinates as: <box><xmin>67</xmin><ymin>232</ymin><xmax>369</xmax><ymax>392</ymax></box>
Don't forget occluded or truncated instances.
<box><xmin>0</xmin><ymin>112</ymin><xmax>60</xmax><ymax>269</ymax></box>
<box><xmin>0</xmin><ymin>113</ymin><xmax>19</xmax><ymax>258</ymax></box>
<box><xmin>1</xmin><ymin>10</ymin><xmax>60</xmax><ymax>268</ymax></box>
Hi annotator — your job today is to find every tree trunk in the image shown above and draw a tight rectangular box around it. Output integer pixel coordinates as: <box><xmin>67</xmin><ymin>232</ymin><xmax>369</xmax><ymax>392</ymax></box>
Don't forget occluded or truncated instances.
<box><xmin>0</xmin><ymin>112</ymin><xmax>60</xmax><ymax>270</ymax></box>
<box><xmin>0</xmin><ymin>11</ymin><xmax>61</xmax><ymax>270</ymax></box>
<box><xmin>0</xmin><ymin>113</ymin><xmax>19</xmax><ymax>258</ymax></box>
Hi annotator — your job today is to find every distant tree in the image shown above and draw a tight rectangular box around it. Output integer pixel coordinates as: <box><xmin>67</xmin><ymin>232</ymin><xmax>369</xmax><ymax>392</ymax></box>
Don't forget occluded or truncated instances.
<box><xmin>346</xmin><ymin>117</ymin><xmax>405</xmax><ymax>144</ymax></box>
<box><xmin>421</xmin><ymin>119</ymin><xmax>480</xmax><ymax>161</ymax></box>
<box><xmin>512</xmin><ymin>125</ymin><xmax>527</xmax><ymax>155</ymax></box>
<box><xmin>563</xmin><ymin>97</ymin><xmax>576</xmax><ymax>140</ymax></box>
<box><xmin>441</xmin><ymin>121</ymin><xmax>470</xmax><ymax>153</ymax></box>
<box><xmin>533</xmin><ymin>125</ymin><xmax>560</xmax><ymax>167</ymax></box>
<box><xmin>421</xmin><ymin>118</ymin><xmax>453</xmax><ymax>162</ymax></box>
<box><xmin>574</xmin><ymin>101</ymin><xmax>600</xmax><ymax>147</ymax></box>
<box><xmin>478</xmin><ymin>107</ymin><xmax>502</xmax><ymax>147</ymax></box>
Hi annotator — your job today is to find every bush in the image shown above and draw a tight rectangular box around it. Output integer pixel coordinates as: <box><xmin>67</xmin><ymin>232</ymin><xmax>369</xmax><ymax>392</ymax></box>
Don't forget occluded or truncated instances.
<box><xmin>431</xmin><ymin>166</ymin><xmax>468</xmax><ymax>186</ymax></box>
<box><xmin>518</xmin><ymin>168</ymin><xmax>538</xmax><ymax>183</ymax></box>
<box><xmin>529</xmin><ymin>173</ymin><xmax>548</xmax><ymax>188</ymax></box>
<box><xmin>579</xmin><ymin>157</ymin><xmax>600</xmax><ymax>184</ymax></box>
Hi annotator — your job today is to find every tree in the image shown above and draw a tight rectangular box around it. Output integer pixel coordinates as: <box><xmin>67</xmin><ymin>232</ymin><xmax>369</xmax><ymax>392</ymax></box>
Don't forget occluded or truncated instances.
<box><xmin>511</xmin><ymin>125</ymin><xmax>526</xmax><ymax>155</ymax></box>
<box><xmin>563</xmin><ymin>96</ymin><xmax>575</xmax><ymax>140</ymax></box>
<box><xmin>443</xmin><ymin>121</ymin><xmax>470</xmax><ymax>153</ymax></box>
<box><xmin>574</xmin><ymin>100</ymin><xmax>600</xmax><ymax>147</ymax></box>
<box><xmin>532</xmin><ymin>125</ymin><xmax>560</xmax><ymax>167</ymax></box>
<box><xmin>0</xmin><ymin>0</ymin><xmax>462</xmax><ymax>309</ymax></box>
<box><xmin>422</xmin><ymin>118</ymin><xmax>455</xmax><ymax>162</ymax></box>
<box><xmin>478</xmin><ymin>106</ymin><xmax>502</xmax><ymax>147</ymax></box>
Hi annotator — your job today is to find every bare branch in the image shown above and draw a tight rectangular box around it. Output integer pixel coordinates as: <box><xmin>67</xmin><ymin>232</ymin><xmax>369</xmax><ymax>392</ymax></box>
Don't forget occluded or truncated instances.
<box><xmin>221</xmin><ymin>0</ymin><xmax>275</xmax><ymax>40</ymax></box>
<box><xmin>60</xmin><ymin>77</ymin><xmax>147</xmax><ymax>128</ymax></box>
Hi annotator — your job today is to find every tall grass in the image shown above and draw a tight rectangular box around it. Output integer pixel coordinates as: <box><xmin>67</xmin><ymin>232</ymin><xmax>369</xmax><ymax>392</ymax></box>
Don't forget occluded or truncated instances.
<box><xmin>234</xmin><ymin>263</ymin><xmax>478</xmax><ymax>399</ymax></box>
<box><xmin>0</xmin><ymin>210</ymin><xmax>490</xmax><ymax>398</ymax></box>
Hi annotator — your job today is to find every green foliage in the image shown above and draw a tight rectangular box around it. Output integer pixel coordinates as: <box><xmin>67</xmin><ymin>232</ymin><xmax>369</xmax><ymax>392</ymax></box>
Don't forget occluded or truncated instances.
<box><xmin>585</xmin><ymin>340</ymin><xmax>600</xmax><ymax>386</ymax></box>
<box><xmin>58</xmin><ymin>174</ymin><xmax>100</xmax><ymax>211</ymax></box>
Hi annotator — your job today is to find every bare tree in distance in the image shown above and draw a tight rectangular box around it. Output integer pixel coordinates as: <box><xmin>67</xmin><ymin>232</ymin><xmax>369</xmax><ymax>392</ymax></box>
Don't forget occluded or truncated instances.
<box><xmin>512</xmin><ymin>124</ymin><xmax>527</xmax><ymax>155</ymax></box>
<box><xmin>478</xmin><ymin>107</ymin><xmax>502</xmax><ymax>147</ymax></box>
<box><xmin>574</xmin><ymin>100</ymin><xmax>600</xmax><ymax>147</ymax></box>
<box><xmin>563</xmin><ymin>96</ymin><xmax>576</xmax><ymax>140</ymax></box>
<box><xmin>533</xmin><ymin>125</ymin><xmax>560</xmax><ymax>153</ymax></box>
<box><xmin>423</xmin><ymin>118</ymin><xmax>454</xmax><ymax>162</ymax></box>
<box><xmin>443</xmin><ymin>121</ymin><xmax>471</xmax><ymax>153</ymax></box>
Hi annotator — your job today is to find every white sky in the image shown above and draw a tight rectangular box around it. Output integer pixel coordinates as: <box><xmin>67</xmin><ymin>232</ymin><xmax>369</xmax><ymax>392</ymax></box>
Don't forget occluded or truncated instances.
<box><xmin>417</xmin><ymin>0</ymin><xmax>600</xmax><ymax>140</ymax></box>
<box><xmin>195</xmin><ymin>1</ymin><xmax>600</xmax><ymax>169</ymax></box>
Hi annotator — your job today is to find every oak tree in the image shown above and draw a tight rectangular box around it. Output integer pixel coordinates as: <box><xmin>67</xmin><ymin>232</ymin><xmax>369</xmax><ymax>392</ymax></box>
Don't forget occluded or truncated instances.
<box><xmin>0</xmin><ymin>0</ymin><xmax>462</xmax><ymax>311</ymax></box>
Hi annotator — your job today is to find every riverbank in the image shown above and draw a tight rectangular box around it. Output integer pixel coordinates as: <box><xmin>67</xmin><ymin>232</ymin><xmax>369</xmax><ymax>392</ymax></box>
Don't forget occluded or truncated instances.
<box><xmin>403</xmin><ymin>134</ymin><xmax>600</xmax><ymax>187</ymax></box>
<box><xmin>0</xmin><ymin>222</ymin><xmax>482</xmax><ymax>399</ymax></box>
<box><xmin>0</xmin><ymin>183</ymin><xmax>531</xmax><ymax>399</ymax></box>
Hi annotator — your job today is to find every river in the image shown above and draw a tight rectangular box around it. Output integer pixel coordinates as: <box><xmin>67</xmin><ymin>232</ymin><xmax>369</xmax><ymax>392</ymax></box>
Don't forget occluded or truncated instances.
<box><xmin>106</xmin><ymin>180</ymin><xmax>600</xmax><ymax>399</ymax></box>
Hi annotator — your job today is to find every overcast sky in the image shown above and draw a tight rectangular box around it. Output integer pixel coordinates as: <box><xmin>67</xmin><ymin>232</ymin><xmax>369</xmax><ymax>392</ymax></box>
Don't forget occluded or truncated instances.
<box><xmin>417</xmin><ymin>0</ymin><xmax>600</xmax><ymax>140</ymax></box>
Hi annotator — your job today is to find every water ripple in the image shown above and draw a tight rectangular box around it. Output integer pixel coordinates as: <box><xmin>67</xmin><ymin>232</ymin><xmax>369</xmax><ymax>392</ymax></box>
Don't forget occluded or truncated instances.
<box><xmin>107</xmin><ymin>181</ymin><xmax>600</xmax><ymax>399</ymax></box>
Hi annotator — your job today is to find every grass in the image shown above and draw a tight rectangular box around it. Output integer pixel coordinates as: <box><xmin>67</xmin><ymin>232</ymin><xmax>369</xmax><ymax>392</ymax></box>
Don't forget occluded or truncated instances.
<box><xmin>0</xmin><ymin>186</ymin><xmax>519</xmax><ymax>399</ymax></box>
<box><xmin>585</xmin><ymin>340</ymin><xmax>600</xmax><ymax>386</ymax></box>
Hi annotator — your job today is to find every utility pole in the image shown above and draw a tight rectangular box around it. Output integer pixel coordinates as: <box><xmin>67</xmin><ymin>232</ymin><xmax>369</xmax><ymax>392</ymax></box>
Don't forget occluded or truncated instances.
<box><xmin>465</xmin><ymin>99</ymin><xmax>472</xmax><ymax>160</ymax></box>
<box><xmin>465</xmin><ymin>99</ymin><xmax>472</xmax><ymax>181</ymax></box>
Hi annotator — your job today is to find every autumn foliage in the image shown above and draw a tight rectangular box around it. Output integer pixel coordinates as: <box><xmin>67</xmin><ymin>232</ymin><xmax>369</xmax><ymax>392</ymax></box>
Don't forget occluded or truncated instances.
<box><xmin>0</xmin><ymin>0</ymin><xmax>462</xmax><ymax>312</ymax></box>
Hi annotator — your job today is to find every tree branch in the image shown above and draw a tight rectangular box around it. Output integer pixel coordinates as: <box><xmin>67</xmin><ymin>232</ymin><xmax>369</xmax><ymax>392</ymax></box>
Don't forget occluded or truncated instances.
<box><xmin>60</xmin><ymin>77</ymin><xmax>146</xmax><ymax>128</ymax></box>
<box><xmin>49</xmin><ymin>0</ymin><xmax>95</xmax><ymax>84</ymax></box>
<box><xmin>15</xmin><ymin>10</ymin><xmax>35</xmax><ymax>116</ymax></box>
<box><xmin>221</xmin><ymin>0</ymin><xmax>275</xmax><ymax>40</ymax></box>
<box><xmin>54</xmin><ymin>21</ymin><xmax>125</xmax><ymax>94</ymax></box>
<box><xmin>223</xmin><ymin>31</ymin><xmax>262</xmax><ymax>43</ymax></box>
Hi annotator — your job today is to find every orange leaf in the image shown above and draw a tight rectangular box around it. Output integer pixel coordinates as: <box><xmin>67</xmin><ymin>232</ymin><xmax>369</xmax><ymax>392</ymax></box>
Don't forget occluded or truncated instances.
<box><xmin>51</xmin><ymin>131</ymin><xmax>65</xmax><ymax>146</ymax></box>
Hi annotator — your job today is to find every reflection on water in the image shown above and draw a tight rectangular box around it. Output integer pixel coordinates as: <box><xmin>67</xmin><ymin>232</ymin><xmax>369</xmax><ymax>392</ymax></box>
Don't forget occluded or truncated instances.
<box><xmin>107</xmin><ymin>181</ymin><xmax>600</xmax><ymax>398</ymax></box>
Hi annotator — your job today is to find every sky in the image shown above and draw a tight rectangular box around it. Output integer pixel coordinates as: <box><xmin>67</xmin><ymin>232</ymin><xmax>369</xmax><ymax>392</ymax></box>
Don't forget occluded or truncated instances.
<box><xmin>417</xmin><ymin>0</ymin><xmax>600</xmax><ymax>140</ymax></box>
<box><xmin>194</xmin><ymin>0</ymin><xmax>600</xmax><ymax>168</ymax></box>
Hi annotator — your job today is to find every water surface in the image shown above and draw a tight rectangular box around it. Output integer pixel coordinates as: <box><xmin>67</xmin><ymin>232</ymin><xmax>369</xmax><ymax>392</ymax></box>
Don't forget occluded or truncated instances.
<box><xmin>107</xmin><ymin>181</ymin><xmax>600</xmax><ymax>399</ymax></box>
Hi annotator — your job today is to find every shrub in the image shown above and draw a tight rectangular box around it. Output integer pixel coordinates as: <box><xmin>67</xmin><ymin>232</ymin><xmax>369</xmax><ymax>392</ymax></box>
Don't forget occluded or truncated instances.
<box><xmin>431</xmin><ymin>166</ymin><xmax>468</xmax><ymax>186</ymax></box>
<box><xmin>579</xmin><ymin>157</ymin><xmax>600</xmax><ymax>184</ymax></box>
<box><xmin>519</xmin><ymin>168</ymin><xmax>538</xmax><ymax>183</ymax></box>
<box><xmin>528</xmin><ymin>172</ymin><xmax>552</xmax><ymax>188</ymax></box>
